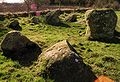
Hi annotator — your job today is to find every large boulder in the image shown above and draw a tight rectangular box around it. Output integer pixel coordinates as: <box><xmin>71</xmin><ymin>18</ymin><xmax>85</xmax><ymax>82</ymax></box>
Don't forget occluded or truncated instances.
<box><xmin>1</xmin><ymin>31</ymin><xmax>42</xmax><ymax>66</ymax></box>
<box><xmin>45</xmin><ymin>10</ymin><xmax>61</xmax><ymax>26</ymax></box>
<box><xmin>8</xmin><ymin>20</ymin><xmax>22</xmax><ymax>31</ymax></box>
<box><xmin>37</xmin><ymin>40</ymin><xmax>96</xmax><ymax>82</ymax></box>
<box><xmin>85</xmin><ymin>9</ymin><xmax>117</xmax><ymax>40</ymax></box>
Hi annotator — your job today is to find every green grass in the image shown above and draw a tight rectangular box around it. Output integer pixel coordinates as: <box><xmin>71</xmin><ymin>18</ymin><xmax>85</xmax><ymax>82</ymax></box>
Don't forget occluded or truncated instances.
<box><xmin>0</xmin><ymin>11</ymin><xmax>120</xmax><ymax>81</ymax></box>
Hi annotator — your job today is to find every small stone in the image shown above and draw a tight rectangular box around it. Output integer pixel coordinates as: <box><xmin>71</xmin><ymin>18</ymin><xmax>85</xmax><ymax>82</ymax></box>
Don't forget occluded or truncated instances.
<box><xmin>0</xmin><ymin>15</ymin><xmax>5</xmax><ymax>21</ymax></box>
<box><xmin>32</xmin><ymin>17</ymin><xmax>40</xmax><ymax>24</ymax></box>
<box><xmin>8</xmin><ymin>20</ymin><xmax>22</xmax><ymax>31</ymax></box>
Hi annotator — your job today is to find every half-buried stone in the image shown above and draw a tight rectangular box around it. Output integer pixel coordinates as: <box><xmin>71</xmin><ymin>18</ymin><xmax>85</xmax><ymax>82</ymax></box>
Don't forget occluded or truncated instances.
<box><xmin>32</xmin><ymin>17</ymin><xmax>41</xmax><ymax>24</ymax></box>
<box><xmin>1</xmin><ymin>31</ymin><xmax>42</xmax><ymax>66</ymax></box>
<box><xmin>8</xmin><ymin>20</ymin><xmax>22</xmax><ymax>31</ymax></box>
<box><xmin>85</xmin><ymin>9</ymin><xmax>117</xmax><ymax>40</ymax></box>
<box><xmin>0</xmin><ymin>15</ymin><xmax>5</xmax><ymax>21</ymax></box>
<box><xmin>65</xmin><ymin>14</ymin><xmax>77</xmax><ymax>22</ymax></box>
<box><xmin>37</xmin><ymin>40</ymin><xmax>96</xmax><ymax>82</ymax></box>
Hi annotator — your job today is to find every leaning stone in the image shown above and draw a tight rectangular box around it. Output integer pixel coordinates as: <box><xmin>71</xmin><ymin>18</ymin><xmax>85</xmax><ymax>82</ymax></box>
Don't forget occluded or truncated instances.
<box><xmin>1</xmin><ymin>31</ymin><xmax>42</xmax><ymax>66</ymax></box>
<box><xmin>37</xmin><ymin>40</ymin><xmax>96</xmax><ymax>82</ymax></box>
<box><xmin>45</xmin><ymin>10</ymin><xmax>61</xmax><ymax>26</ymax></box>
<box><xmin>85</xmin><ymin>9</ymin><xmax>117</xmax><ymax>40</ymax></box>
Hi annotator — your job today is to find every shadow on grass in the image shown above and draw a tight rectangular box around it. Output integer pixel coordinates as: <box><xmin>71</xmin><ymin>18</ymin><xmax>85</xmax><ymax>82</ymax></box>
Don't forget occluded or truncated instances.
<box><xmin>90</xmin><ymin>31</ymin><xmax>120</xmax><ymax>44</ymax></box>
<box><xmin>47</xmin><ymin>22</ymin><xmax>70</xmax><ymax>27</ymax></box>
<box><xmin>58</xmin><ymin>22</ymin><xmax>70</xmax><ymax>27</ymax></box>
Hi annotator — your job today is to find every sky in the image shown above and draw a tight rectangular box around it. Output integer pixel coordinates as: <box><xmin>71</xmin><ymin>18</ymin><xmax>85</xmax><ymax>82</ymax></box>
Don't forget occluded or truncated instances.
<box><xmin>0</xmin><ymin>0</ymin><xmax>24</xmax><ymax>3</ymax></box>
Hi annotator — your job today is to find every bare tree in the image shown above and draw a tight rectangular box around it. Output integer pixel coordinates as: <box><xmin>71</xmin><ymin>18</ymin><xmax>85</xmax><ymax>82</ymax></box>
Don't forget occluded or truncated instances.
<box><xmin>24</xmin><ymin>0</ymin><xmax>32</xmax><ymax>13</ymax></box>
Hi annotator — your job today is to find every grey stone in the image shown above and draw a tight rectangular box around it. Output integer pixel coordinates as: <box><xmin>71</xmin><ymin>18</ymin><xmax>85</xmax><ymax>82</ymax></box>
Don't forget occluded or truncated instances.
<box><xmin>45</xmin><ymin>10</ymin><xmax>61</xmax><ymax>26</ymax></box>
<box><xmin>1</xmin><ymin>31</ymin><xmax>42</xmax><ymax>66</ymax></box>
<box><xmin>8</xmin><ymin>20</ymin><xmax>22</xmax><ymax>31</ymax></box>
<box><xmin>32</xmin><ymin>17</ymin><xmax>40</xmax><ymax>24</ymax></box>
<box><xmin>37</xmin><ymin>40</ymin><xmax>96</xmax><ymax>82</ymax></box>
<box><xmin>85</xmin><ymin>9</ymin><xmax>117</xmax><ymax>40</ymax></box>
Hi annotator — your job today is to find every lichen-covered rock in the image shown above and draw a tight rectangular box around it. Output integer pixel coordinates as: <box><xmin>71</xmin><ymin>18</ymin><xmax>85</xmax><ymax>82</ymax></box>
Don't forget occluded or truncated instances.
<box><xmin>65</xmin><ymin>14</ymin><xmax>77</xmax><ymax>22</ymax></box>
<box><xmin>8</xmin><ymin>20</ymin><xmax>22</xmax><ymax>31</ymax></box>
<box><xmin>45</xmin><ymin>10</ymin><xmax>61</xmax><ymax>26</ymax></box>
<box><xmin>1</xmin><ymin>31</ymin><xmax>42</xmax><ymax>66</ymax></box>
<box><xmin>32</xmin><ymin>17</ymin><xmax>40</xmax><ymax>24</ymax></box>
<box><xmin>37</xmin><ymin>40</ymin><xmax>96</xmax><ymax>82</ymax></box>
<box><xmin>85</xmin><ymin>9</ymin><xmax>117</xmax><ymax>40</ymax></box>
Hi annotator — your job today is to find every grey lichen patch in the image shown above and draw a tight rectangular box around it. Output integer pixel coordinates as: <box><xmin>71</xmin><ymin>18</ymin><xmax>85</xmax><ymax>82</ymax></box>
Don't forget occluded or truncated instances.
<box><xmin>85</xmin><ymin>9</ymin><xmax>117</xmax><ymax>40</ymax></box>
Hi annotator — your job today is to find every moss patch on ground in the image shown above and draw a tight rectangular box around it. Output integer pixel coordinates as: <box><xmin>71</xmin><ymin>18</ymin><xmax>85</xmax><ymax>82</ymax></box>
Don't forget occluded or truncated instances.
<box><xmin>0</xmin><ymin>11</ymin><xmax>120</xmax><ymax>82</ymax></box>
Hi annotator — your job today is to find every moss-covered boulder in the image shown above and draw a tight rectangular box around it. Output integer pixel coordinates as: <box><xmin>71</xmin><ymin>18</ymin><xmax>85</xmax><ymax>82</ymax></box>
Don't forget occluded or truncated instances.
<box><xmin>8</xmin><ymin>20</ymin><xmax>22</xmax><ymax>31</ymax></box>
<box><xmin>45</xmin><ymin>10</ymin><xmax>61</xmax><ymax>26</ymax></box>
<box><xmin>85</xmin><ymin>9</ymin><xmax>117</xmax><ymax>40</ymax></box>
<box><xmin>1</xmin><ymin>31</ymin><xmax>42</xmax><ymax>66</ymax></box>
<box><xmin>65</xmin><ymin>14</ymin><xmax>77</xmax><ymax>22</ymax></box>
<box><xmin>37</xmin><ymin>40</ymin><xmax>96</xmax><ymax>82</ymax></box>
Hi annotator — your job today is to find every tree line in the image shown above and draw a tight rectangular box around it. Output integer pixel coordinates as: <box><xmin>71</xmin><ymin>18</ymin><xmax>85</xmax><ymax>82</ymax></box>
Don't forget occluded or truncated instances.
<box><xmin>27</xmin><ymin>0</ymin><xmax>120</xmax><ymax>9</ymax></box>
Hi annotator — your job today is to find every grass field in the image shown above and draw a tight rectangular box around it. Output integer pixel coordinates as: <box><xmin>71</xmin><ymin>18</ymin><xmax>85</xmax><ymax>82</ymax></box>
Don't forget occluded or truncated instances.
<box><xmin>0</xmin><ymin>11</ymin><xmax>120</xmax><ymax>82</ymax></box>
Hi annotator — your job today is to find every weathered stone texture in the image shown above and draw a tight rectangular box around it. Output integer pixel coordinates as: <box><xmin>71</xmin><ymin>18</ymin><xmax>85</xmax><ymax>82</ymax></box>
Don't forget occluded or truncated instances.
<box><xmin>1</xmin><ymin>31</ymin><xmax>41</xmax><ymax>66</ymax></box>
<box><xmin>45</xmin><ymin>10</ymin><xmax>61</xmax><ymax>26</ymax></box>
<box><xmin>85</xmin><ymin>9</ymin><xmax>117</xmax><ymax>40</ymax></box>
<box><xmin>37</xmin><ymin>40</ymin><xmax>96</xmax><ymax>82</ymax></box>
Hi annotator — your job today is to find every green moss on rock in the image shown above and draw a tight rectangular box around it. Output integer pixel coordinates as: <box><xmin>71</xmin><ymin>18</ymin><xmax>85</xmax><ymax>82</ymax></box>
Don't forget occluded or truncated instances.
<box><xmin>1</xmin><ymin>31</ymin><xmax>42</xmax><ymax>66</ymax></box>
<box><xmin>85</xmin><ymin>9</ymin><xmax>117</xmax><ymax>40</ymax></box>
<box><xmin>45</xmin><ymin>10</ymin><xmax>62</xmax><ymax>26</ymax></box>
